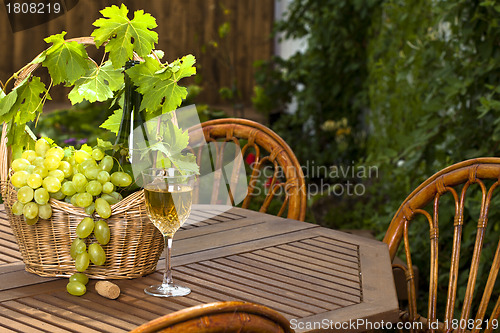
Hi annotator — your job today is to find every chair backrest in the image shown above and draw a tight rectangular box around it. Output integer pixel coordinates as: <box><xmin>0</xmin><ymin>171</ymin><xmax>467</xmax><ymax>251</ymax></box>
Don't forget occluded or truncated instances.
<box><xmin>196</xmin><ymin>118</ymin><xmax>306</xmax><ymax>221</ymax></box>
<box><xmin>129</xmin><ymin>301</ymin><xmax>295</xmax><ymax>333</ymax></box>
<box><xmin>383</xmin><ymin>158</ymin><xmax>500</xmax><ymax>332</ymax></box>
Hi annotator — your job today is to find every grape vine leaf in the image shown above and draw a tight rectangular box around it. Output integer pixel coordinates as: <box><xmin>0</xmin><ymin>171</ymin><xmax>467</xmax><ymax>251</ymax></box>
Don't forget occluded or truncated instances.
<box><xmin>7</xmin><ymin>123</ymin><xmax>34</xmax><ymax>160</ymax></box>
<box><xmin>11</xmin><ymin>77</ymin><xmax>48</xmax><ymax>124</ymax></box>
<box><xmin>145</xmin><ymin>121</ymin><xmax>199</xmax><ymax>174</ymax></box>
<box><xmin>100</xmin><ymin>108</ymin><xmax>123</xmax><ymax>135</ymax></box>
<box><xmin>69</xmin><ymin>60</ymin><xmax>124</xmax><ymax>104</ymax></box>
<box><xmin>42</xmin><ymin>32</ymin><xmax>89</xmax><ymax>85</ymax></box>
<box><xmin>97</xmin><ymin>138</ymin><xmax>114</xmax><ymax>151</ymax></box>
<box><xmin>0</xmin><ymin>88</ymin><xmax>19</xmax><ymax>123</ymax></box>
<box><xmin>169</xmin><ymin>153</ymin><xmax>199</xmax><ymax>174</ymax></box>
<box><xmin>81</xmin><ymin>144</ymin><xmax>93</xmax><ymax>154</ymax></box>
<box><xmin>91</xmin><ymin>4</ymin><xmax>158</xmax><ymax>69</ymax></box>
<box><xmin>126</xmin><ymin>55</ymin><xmax>196</xmax><ymax>113</ymax></box>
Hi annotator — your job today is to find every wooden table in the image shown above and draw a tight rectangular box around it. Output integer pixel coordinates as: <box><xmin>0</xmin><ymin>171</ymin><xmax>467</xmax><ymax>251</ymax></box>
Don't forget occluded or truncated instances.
<box><xmin>0</xmin><ymin>205</ymin><xmax>398</xmax><ymax>333</ymax></box>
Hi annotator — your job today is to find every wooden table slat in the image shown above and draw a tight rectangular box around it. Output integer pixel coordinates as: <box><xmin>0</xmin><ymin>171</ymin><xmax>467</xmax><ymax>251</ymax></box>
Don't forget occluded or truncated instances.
<box><xmin>212</xmin><ymin>257</ymin><xmax>354</xmax><ymax>307</ymax></box>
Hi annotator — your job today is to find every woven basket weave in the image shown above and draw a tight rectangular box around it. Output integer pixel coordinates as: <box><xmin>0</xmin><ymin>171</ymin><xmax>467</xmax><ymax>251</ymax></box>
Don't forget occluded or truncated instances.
<box><xmin>0</xmin><ymin>37</ymin><xmax>164</xmax><ymax>278</ymax></box>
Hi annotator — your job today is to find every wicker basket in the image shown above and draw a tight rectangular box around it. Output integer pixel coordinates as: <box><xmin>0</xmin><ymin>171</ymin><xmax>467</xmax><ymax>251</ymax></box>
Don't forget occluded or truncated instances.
<box><xmin>0</xmin><ymin>37</ymin><xmax>164</xmax><ymax>279</ymax></box>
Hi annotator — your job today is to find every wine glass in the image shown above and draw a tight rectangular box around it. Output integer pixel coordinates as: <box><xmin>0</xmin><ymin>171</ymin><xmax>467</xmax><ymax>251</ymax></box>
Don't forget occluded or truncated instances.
<box><xmin>142</xmin><ymin>167</ymin><xmax>195</xmax><ymax>297</ymax></box>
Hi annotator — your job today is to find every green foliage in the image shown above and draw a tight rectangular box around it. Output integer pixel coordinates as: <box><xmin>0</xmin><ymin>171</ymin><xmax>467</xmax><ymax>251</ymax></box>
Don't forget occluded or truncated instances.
<box><xmin>126</xmin><ymin>55</ymin><xmax>196</xmax><ymax>114</ymax></box>
<box><xmin>260</xmin><ymin>0</ymin><xmax>500</xmax><ymax>322</ymax></box>
<box><xmin>69</xmin><ymin>60</ymin><xmax>124</xmax><ymax>104</ymax></box>
<box><xmin>99</xmin><ymin>107</ymin><xmax>123</xmax><ymax>135</ymax></box>
<box><xmin>366</xmin><ymin>0</ymin><xmax>500</xmax><ymax>318</ymax></box>
<box><xmin>43</xmin><ymin>32</ymin><xmax>89</xmax><ymax>85</ymax></box>
<box><xmin>1</xmin><ymin>4</ymin><xmax>197</xmax><ymax>173</ymax></box>
<box><xmin>255</xmin><ymin>0</ymin><xmax>380</xmax><ymax>166</ymax></box>
<box><xmin>32</xmin><ymin>102</ymin><xmax>115</xmax><ymax>147</ymax></box>
<box><xmin>91</xmin><ymin>4</ymin><xmax>158</xmax><ymax>69</ymax></box>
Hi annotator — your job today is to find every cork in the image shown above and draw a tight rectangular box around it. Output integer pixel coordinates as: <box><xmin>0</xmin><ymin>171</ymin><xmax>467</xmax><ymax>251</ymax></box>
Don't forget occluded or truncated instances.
<box><xmin>95</xmin><ymin>281</ymin><xmax>120</xmax><ymax>299</ymax></box>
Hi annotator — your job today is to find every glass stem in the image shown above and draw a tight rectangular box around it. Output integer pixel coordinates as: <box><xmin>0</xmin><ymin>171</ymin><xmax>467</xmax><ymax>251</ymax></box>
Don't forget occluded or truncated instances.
<box><xmin>163</xmin><ymin>236</ymin><xmax>174</xmax><ymax>287</ymax></box>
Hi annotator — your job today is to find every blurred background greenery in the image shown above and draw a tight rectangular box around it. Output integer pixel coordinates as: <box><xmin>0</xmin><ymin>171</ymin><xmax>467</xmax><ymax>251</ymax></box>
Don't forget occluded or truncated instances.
<box><xmin>250</xmin><ymin>0</ymin><xmax>500</xmax><ymax>323</ymax></box>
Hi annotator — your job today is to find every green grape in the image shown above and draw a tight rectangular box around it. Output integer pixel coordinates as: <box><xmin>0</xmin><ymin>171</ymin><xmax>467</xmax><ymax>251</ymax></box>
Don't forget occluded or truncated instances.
<box><xmin>27</xmin><ymin>173</ymin><xmax>43</xmax><ymax>189</ymax></box>
<box><xmin>17</xmin><ymin>186</ymin><xmax>34</xmax><ymax>204</ymax></box>
<box><xmin>70</xmin><ymin>238</ymin><xmax>86</xmax><ymax>259</ymax></box>
<box><xmin>75</xmin><ymin>185</ymin><xmax>87</xmax><ymax>193</ymax></box>
<box><xmin>92</xmin><ymin>148</ymin><xmax>105</xmax><ymax>161</ymax></box>
<box><xmin>61</xmin><ymin>181</ymin><xmax>77</xmax><ymax>196</ymax></box>
<box><xmin>85</xmin><ymin>167</ymin><xmax>101</xmax><ymax>180</ymax></box>
<box><xmin>88</xmin><ymin>243</ymin><xmax>106</xmax><ymax>266</ymax></box>
<box><xmin>78</xmin><ymin>159</ymin><xmax>97</xmax><ymax>174</ymax></box>
<box><xmin>35</xmin><ymin>138</ymin><xmax>51</xmax><ymax>157</ymax></box>
<box><xmin>75</xmin><ymin>251</ymin><xmax>90</xmax><ymax>272</ymax></box>
<box><xmin>22</xmin><ymin>150</ymin><xmax>37</xmax><ymax>163</ymax></box>
<box><xmin>65</xmin><ymin>195</ymin><xmax>73</xmax><ymax>204</ymax></box>
<box><xmin>34</xmin><ymin>188</ymin><xmax>50</xmax><ymax>205</ymax></box>
<box><xmin>42</xmin><ymin>176</ymin><xmax>61</xmax><ymax>193</ymax></box>
<box><xmin>64</xmin><ymin>155</ymin><xmax>76</xmax><ymax>165</ymax></box>
<box><xmin>66</xmin><ymin>281</ymin><xmax>86</xmax><ymax>296</ymax></box>
<box><xmin>58</xmin><ymin>161</ymin><xmax>73</xmax><ymax>178</ymax></box>
<box><xmin>38</xmin><ymin>203</ymin><xmax>52</xmax><ymax>219</ymax></box>
<box><xmin>110</xmin><ymin>191</ymin><xmax>123</xmax><ymax>202</ymax></box>
<box><xmin>26</xmin><ymin>165</ymin><xmax>36</xmax><ymax>174</ymax></box>
<box><xmin>76</xmin><ymin>217</ymin><xmax>94</xmax><ymax>238</ymax></box>
<box><xmin>23</xmin><ymin>202</ymin><xmax>38</xmax><ymax>219</ymax></box>
<box><xmin>69</xmin><ymin>272</ymin><xmax>89</xmax><ymax>285</ymax></box>
<box><xmin>102</xmin><ymin>181</ymin><xmax>114</xmax><ymax>194</ymax></box>
<box><xmin>72</xmin><ymin>173</ymin><xmax>88</xmax><ymax>188</ymax></box>
<box><xmin>33</xmin><ymin>156</ymin><xmax>45</xmax><ymax>167</ymax></box>
<box><xmin>75</xmin><ymin>192</ymin><xmax>93</xmax><ymax>208</ymax></box>
<box><xmin>75</xmin><ymin>150</ymin><xmax>92</xmax><ymax>164</ymax></box>
<box><xmin>95</xmin><ymin>198</ymin><xmax>112</xmax><ymax>219</ymax></box>
<box><xmin>110</xmin><ymin>172</ymin><xmax>133</xmax><ymax>187</ymax></box>
<box><xmin>12</xmin><ymin>200</ymin><xmax>24</xmax><ymax>215</ymax></box>
<box><xmin>50</xmin><ymin>190</ymin><xmax>65</xmax><ymax>200</ymax></box>
<box><xmin>24</xmin><ymin>216</ymin><xmax>39</xmax><ymax>225</ymax></box>
<box><xmin>48</xmin><ymin>169</ymin><xmax>65</xmax><ymax>183</ymax></box>
<box><xmin>94</xmin><ymin>220</ymin><xmax>110</xmax><ymax>245</ymax></box>
<box><xmin>100</xmin><ymin>193</ymin><xmax>119</xmax><ymax>205</ymax></box>
<box><xmin>84</xmin><ymin>202</ymin><xmax>95</xmax><ymax>215</ymax></box>
<box><xmin>86</xmin><ymin>180</ymin><xmax>102</xmax><ymax>196</ymax></box>
<box><xmin>11</xmin><ymin>158</ymin><xmax>31</xmax><ymax>172</ymax></box>
<box><xmin>11</xmin><ymin>170</ymin><xmax>29</xmax><ymax>188</ymax></box>
<box><xmin>46</xmin><ymin>146</ymin><xmax>64</xmax><ymax>160</ymax></box>
<box><xmin>33</xmin><ymin>166</ymin><xmax>49</xmax><ymax>178</ymax></box>
<box><xmin>44</xmin><ymin>155</ymin><xmax>61</xmax><ymax>171</ymax></box>
<box><xmin>97</xmin><ymin>170</ymin><xmax>111</xmax><ymax>184</ymax></box>
<box><xmin>99</xmin><ymin>156</ymin><xmax>113</xmax><ymax>172</ymax></box>
<box><xmin>70</xmin><ymin>194</ymin><xmax>78</xmax><ymax>206</ymax></box>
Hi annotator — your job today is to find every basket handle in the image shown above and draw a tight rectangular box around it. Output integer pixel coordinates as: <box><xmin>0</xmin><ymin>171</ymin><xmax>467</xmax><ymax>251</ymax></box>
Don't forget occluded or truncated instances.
<box><xmin>0</xmin><ymin>123</ymin><xmax>10</xmax><ymax>198</ymax></box>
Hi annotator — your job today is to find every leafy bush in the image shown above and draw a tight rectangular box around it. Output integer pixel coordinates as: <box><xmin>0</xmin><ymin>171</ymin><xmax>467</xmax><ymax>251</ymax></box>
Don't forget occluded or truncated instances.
<box><xmin>367</xmin><ymin>0</ymin><xmax>500</xmax><ymax>319</ymax></box>
<box><xmin>257</xmin><ymin>0</ymin><xmax>500</xmax><ymax>323</ymax></box>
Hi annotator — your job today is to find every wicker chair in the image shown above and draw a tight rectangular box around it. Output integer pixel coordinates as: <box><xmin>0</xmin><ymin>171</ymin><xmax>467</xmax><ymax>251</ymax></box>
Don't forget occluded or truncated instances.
<box><xmin>193</xmin><ymin>118</ymin><xmax>306</xmax><ymax>221</ymax></box>
<box><xmin>383</xmin><ymin>158</ymin><xmax>500</xmax><ymax>332</ymax></box>
<box><xmin>129</xmin><ymin>301</ymin><xmax>295</xmax><ymax>333</ymax></box>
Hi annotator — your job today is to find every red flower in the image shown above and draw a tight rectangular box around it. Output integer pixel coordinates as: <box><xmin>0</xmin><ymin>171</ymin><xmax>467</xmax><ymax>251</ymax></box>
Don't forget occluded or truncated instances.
<box><xmin>265</xmin><ymin>177</ymin><xmax>274</xmax><ymax>188</ymax></box>
<box><xmin>245</xmin><ymin>153</ymin><xmax>256</xmax><ymax>166</ymax></box>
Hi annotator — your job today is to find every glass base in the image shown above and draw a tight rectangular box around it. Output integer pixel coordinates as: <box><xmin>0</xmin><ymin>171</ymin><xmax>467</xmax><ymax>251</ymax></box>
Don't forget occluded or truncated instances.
<box><xmin>144</xmin><ymin>284</ymin><xmax>191</xmax><ymax>297</ymax></box>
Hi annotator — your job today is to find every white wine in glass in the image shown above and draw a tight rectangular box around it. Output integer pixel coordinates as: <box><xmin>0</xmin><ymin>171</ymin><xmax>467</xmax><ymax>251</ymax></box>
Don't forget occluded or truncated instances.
<box><xmin>142</xmin><ymin>168</ymin><xmax>195</xmax><ymax>297</ymax></box>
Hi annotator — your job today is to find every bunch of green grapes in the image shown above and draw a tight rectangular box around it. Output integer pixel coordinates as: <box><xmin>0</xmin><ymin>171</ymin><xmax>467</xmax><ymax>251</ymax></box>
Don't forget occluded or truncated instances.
<box><xmin>67</xmin><ymin>218</ymin><xmax>110</xmax><ymax>296</ymax></box>
<box><xmin>10</xmin><ymin>138</ymin><xmax>134</xmax><ymax>297</ymax></box>
<box><xmin>10</xmin><ymin>138</ymin><xmax>133</xmax><ymax>224</ymax></box>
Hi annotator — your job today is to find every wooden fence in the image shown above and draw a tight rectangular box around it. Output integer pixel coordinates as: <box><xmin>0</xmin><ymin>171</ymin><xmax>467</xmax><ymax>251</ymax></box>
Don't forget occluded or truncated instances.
<box><xmin>0</xmin><ymin>0</ymin><xmax>274</xmax><ymax>107</ymax></box>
